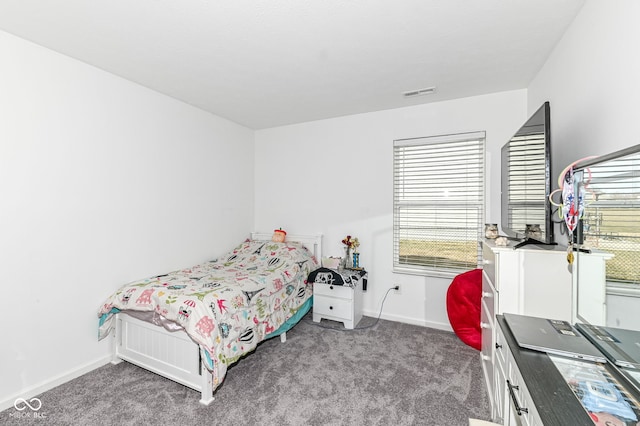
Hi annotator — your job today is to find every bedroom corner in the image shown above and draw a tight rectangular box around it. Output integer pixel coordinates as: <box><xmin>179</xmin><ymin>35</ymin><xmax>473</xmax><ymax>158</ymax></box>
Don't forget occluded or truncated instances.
<box><xmin>0</xmin><ymin>30</ymin><xmax>255</xmax><ymax>411</ymax></box>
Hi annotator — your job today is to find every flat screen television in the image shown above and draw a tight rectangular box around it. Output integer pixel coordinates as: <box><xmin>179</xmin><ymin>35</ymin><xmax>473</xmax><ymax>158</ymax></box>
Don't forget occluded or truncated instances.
<box><xmin>500</xmin><ymin>101</ymin><xmax>554</xmax><ymax>248</ymax></box>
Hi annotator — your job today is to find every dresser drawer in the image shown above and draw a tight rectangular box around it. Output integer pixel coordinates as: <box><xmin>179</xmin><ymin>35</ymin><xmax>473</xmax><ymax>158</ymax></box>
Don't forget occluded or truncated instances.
<box><xmin>494</xmin><ymin>320</ymin><xmax>508</xmax><ymax>369</ymax></box>
<box><xmin>481</xmin><ymin>301</ymin><xmax>494</xmax><ymax>357</ymax></box>
<box><xmin>313</xmin><ymin>283</ymin><xmax>353</xmax><ymax>300</ymax></box>
<box><xmin>480</xmin><ymin>298</ymin><xmax>494</xmax><ymax>403</ymax></box>
<box><xmin>482</xmin><ymin>242</ymin><xmax>497</xmax><ymax>285</ymax></box>
<box><xmin>482</xmin><ymin>270</ymin><xmax>497</xmax><ymax>322</ymax></box>
<box><xmin>314</xmin><ymin>294</ymin><xmax>352</xmax><ymax>319</ymax></box>
<box><xmin>493</xmin><ymin>358</ymin><xmax>507</xmax><ymax>424</ymax></box>
<box><xmin>507</xmin><ymin>355</ymin><xmax>542</xmax><ymax>426</ymax></box>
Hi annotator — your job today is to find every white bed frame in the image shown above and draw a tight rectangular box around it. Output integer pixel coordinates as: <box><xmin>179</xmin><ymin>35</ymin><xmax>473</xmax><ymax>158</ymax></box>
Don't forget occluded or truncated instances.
<box><xmin>109</xmin><ymin>233</ymin><xmax>322</xmax><ymax>405</ymax></box>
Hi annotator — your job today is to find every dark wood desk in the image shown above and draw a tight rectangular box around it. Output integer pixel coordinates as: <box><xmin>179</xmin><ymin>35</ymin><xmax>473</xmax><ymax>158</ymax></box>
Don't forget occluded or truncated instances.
<box><xmin>497</xmin><ymin>315</ymin><xmax>640</xmax><ymax>425</ymax></box>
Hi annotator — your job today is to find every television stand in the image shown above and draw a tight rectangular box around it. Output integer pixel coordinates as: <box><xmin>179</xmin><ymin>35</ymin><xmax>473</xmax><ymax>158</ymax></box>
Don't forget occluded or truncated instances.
<box><xmin>513</xmin><ymin>238</ymin><xmax>558</xmax><ymax>249</ymax></box>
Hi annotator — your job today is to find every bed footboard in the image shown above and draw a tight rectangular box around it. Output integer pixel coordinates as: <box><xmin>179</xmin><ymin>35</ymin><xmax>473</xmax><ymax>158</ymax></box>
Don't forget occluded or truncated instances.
<box><xmin>112</xmin><ymin>312</ymin><xmax>291</xmax><ymax>405</ymax></box>
<box><xmin>112</xmin><ymin>312</ymin><xmax>215</xmax><ymax>405</ymax></box>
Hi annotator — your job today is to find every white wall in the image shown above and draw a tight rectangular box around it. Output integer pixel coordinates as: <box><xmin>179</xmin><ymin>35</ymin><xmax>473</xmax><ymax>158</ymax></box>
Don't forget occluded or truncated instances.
<box><xmin>0</xmin><ymin>31</ymin><xmax>254</xmax><ymax>409</ymax></box>
<box><xmin>255</xmin><ymin>90</ymin><xmax>526</xmax><ymax>330</ymax></box>
<box><xmin>528</xmin><ymin>0</ymin><xmax>640</xmax><ymax>173</ymax></box>
<box><xmin>528</xmin><ymin>1</ymin><xmax>640</xmax><ymax>326</ymax></box>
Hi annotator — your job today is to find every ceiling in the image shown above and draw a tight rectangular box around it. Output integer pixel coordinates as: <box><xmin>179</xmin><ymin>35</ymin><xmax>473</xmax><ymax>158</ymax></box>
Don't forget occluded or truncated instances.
<box><xmin>0</xmin><ymin>0</ymin><xmax>585</xmax><ymax>130</ymax></box>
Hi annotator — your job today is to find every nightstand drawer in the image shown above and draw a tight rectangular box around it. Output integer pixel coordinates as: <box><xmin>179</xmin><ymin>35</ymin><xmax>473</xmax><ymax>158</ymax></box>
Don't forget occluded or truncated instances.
<box><xmin>313</xmin><ymin>295</ymin><xmax>352</xmax><ymax>319</ymax></box>
<box><xmin>313</xmin><ymin>283</ymin><xmax>353</xmax><ymax>300</ymax></box>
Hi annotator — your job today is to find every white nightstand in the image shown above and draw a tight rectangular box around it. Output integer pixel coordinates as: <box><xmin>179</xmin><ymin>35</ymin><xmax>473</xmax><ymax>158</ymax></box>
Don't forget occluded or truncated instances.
<box><xmin>312</xmin><ymin>275</ymin><xmax>364</xmax><ymax>329</ymax></box>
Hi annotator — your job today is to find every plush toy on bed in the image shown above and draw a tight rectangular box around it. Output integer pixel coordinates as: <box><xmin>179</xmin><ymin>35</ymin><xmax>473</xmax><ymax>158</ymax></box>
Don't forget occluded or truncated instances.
<box><xmin>272</xmin><ymin>228</ymin><xmax>287</xmax><ymax>242</ymax></box>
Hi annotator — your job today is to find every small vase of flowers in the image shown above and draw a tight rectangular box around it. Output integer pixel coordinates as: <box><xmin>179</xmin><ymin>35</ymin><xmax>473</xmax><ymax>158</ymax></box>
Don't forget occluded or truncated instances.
<box><xmin>341</xmin><ymin>235</ymin><xmax>360</xmax><ymax>269</ymax></box>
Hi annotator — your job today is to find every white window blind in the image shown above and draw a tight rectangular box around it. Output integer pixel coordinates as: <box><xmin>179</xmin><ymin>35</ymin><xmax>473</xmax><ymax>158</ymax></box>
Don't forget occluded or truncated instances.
<box><xmin>393</xmin><ymin>132</ymin><xmax>485</xmax><ymax>276</ymax></box>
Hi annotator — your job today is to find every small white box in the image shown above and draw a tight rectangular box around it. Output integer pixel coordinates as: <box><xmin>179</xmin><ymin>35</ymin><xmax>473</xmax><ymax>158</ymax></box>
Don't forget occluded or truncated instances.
<box><xmin>321</xmin><ymin>257</ymin><xmax>341</xmax><ymax>269</ymax></box>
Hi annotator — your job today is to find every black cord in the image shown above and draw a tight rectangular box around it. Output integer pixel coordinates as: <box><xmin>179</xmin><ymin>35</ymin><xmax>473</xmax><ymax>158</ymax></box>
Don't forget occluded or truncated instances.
<box><xmin>304</xmin><ymin>287</ymin><xmax>394</xmax><ymax>331</ymax></box>
<box><xmin>551</xmin><ymin>206</ymin><xmax>565</xmax><ymax>224</ymax></box>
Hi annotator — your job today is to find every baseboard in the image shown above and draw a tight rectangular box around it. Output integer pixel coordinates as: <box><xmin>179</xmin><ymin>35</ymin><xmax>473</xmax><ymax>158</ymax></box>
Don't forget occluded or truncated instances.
<box><xmin>362</xmin><ymin>309</ymin><xmax>453</xmax><ymax>332</ymax></box>
<box><xmin>0</xmin><ymin>355</ymin><xmax>112</xmax><ymax>412</ymax></box>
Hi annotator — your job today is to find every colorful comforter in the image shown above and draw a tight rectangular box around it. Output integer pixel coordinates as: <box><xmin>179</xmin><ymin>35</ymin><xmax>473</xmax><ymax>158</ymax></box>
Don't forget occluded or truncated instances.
<box><xmin>98</xmin><ymin>239</ymin><xmax>318</xmax><ymax>389</ymax></box>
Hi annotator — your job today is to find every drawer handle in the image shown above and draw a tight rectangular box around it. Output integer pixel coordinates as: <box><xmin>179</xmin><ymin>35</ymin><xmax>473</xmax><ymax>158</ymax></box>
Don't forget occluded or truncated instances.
<box><xmin>480</xmin><ymin>322</ymin><xmax>490</xmax><ymax>329</ymax></box>
<box><xmin>507</xmin><ymin>379</ymin><xmax>529</xmax><ymax>416</ymax></box>
<box><xmin>495</xmin><ymin>343</ymin><xmax>503</xmax><ymax>350</ymax></box>
<box><xmin>330</xmin><ymin>285</ymin><xmax>334</xmax><ymax>290</ymax></box>
<box><xmin>482</xmin><ymin>291</ymin><xmax>493</xmax><ymax>298</ymax></box>
<box><xmin>329</xmin><ymin>306</ymin><xmax>333</xmax><ymax>310</ymax></box>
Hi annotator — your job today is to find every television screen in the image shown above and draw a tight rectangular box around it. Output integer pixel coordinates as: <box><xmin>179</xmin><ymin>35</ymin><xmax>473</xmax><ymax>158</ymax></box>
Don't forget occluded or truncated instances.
<box><xmin>500</xmin><ymin>102</ymin><xmax>554</xmax><ymax>247</ymax></box>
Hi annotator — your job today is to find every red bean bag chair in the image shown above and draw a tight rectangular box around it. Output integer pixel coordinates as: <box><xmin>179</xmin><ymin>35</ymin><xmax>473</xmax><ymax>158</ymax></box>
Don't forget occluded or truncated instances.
<box><xmin>446</xmin><ymin>268</ymin><xmax>482</xmax><ymax>351</ymax></box>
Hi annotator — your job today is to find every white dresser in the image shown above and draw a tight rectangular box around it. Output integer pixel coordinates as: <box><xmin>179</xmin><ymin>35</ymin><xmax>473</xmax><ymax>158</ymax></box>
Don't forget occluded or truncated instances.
<box><xmin>481</xmin><ymin>240</ymin><xmax>572</xmax><ymax>422</ymax></box>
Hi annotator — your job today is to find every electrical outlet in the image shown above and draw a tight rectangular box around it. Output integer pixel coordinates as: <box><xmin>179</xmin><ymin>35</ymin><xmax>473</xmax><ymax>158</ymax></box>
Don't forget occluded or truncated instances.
<box><xmin>393</xmin><ymin>284</ymin><xmax>401</xmax><ymax>294</ymax></box>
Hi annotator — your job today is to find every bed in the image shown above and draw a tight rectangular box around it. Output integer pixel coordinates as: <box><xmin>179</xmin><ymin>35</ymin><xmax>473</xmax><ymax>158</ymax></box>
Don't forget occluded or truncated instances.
<box><xmin>97</xmin><ymin>232</ymin><xmax>321</xmax><ymax>405</ymax></box>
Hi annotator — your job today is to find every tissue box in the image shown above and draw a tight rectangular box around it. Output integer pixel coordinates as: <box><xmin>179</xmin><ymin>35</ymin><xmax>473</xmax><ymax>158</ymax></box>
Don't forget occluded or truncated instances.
<box><xmin>321</xmin><ymin>257</ymin><xmax>341</xmax><ymax>269</ymax></box>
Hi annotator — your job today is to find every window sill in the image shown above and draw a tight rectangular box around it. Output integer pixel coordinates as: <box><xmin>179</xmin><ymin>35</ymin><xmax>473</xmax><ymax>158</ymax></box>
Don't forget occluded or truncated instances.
<box><xmin>393</xmin><ymin>267</ymin><xmax>462</xmax><ymax>280</ymax></box>
<box><xmin>606</xmin><ymin>283</ymin><xmax>640</xmax><ymax>298</ymax></box>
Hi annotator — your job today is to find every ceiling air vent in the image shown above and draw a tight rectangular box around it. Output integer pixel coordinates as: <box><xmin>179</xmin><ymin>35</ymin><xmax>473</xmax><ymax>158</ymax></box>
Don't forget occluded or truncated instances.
<box><xmin>403</xmin><ymin>86</ymin><xmax>436</xmax><ymax>98</ymax></box>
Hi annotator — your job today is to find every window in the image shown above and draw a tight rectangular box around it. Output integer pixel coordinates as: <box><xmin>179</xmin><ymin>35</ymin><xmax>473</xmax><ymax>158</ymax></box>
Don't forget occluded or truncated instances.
<box><xmin>393</xmin><ymin>132</ymin><xmax>485</xmax><ymax>276</ymax></box>
<box><xmin>580</xmin><ymin>149</ymin><xmax>640</xmax><ymax>288</ymax></box>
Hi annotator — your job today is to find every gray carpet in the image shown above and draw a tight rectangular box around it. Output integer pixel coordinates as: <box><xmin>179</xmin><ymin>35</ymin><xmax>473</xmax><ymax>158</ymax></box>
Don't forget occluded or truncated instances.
<box><xmin>2</xmin><ymin>314</ymin><xmax>490</xmax><ymax>425</ymax></box>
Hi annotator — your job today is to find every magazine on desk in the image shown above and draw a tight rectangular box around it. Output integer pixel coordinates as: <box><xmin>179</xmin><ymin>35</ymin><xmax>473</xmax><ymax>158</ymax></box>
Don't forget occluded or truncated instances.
<box><xmin>626</xmin><ymin>369</ymin><xmax>640</xmax><ymax>385</ymax></box>
<box><xmin>550</xmin><ymin>355</ymin><xmax>640</xmax><ymax>425</ymax></box>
